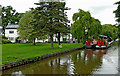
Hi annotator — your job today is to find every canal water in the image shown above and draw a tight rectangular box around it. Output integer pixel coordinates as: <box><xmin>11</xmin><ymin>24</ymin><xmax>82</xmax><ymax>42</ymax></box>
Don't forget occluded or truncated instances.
<box><xmin>2</xmin><ymin>42</ymin><xmax>119</xmax><ymax>75</ymax></box>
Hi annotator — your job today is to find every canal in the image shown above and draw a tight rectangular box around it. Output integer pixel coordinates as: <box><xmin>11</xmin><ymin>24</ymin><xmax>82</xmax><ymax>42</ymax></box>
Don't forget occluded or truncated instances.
<box><xmin>2</xmin><ymin>42</ymin><xmax>119</xmax><ymax>75</ymax></box>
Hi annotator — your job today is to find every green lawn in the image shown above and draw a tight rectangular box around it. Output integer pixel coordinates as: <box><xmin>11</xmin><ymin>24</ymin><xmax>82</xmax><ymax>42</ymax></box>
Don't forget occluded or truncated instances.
<box><xmin>2</xmin><ymin>43</ymin><xmax>84</xmax><ymax>64</ymax></box>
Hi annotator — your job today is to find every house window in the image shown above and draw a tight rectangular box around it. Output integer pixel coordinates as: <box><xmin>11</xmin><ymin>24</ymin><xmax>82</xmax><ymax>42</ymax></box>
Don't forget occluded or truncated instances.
<box><xmin>9</xmin><ymin>37</ymin><xmax>14</xmax><ymax>41</ymax></box>
<box><xmin>9</xmin><ymin>31</ymin><xmax>14</xmax><ymax>34</ymax></box>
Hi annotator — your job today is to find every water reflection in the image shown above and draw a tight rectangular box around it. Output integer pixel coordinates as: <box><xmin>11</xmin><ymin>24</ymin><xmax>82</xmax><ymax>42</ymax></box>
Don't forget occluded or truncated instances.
<box><xmin>2</xmin><ymin>44</ymin><xmax>118</xmax><ymax>75</ymax></box>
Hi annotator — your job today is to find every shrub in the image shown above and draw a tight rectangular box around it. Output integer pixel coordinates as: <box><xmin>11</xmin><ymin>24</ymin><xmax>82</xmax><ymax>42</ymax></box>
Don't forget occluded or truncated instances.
<box><xmin>2</xmin><ymin>35</ymin><xmax>8</xmax><ymax>39</ymax></box>
<box><xmin>2</xmin><ymin>39</ymin><xmax>12</xmax><ymax>44</ymax></box>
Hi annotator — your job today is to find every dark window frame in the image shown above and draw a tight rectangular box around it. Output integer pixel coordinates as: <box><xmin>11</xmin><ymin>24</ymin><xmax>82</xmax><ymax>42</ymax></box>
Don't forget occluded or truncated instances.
<box><xmin>9</xmin><ymin>31</ymin><xmax>14</xmax><ymax>34</ymax></box>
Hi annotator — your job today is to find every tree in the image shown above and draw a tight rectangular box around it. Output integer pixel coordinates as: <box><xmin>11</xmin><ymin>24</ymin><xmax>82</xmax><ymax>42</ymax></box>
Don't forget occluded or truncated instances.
<box><xmin>101</xmin><ymin>24</ymin><xmax>118</xmax><ymax>40</ymax></box>
<box><xmin>33</xmin><ymin>2</ymin><xmax>70</xmax><ymax>49</ymax></box>
<box><xmin>39</xmin><ymin>34</ymin><xmax>48</xmax><ymax>43</ymax></box>
<box><xmin>2</xmin><ymin>6</ymin><xmax>24</xmax><ymax>35</ymax></box>
<box><xmin>72</xmin><ymin>9</ymin><xmax>102</xmax><ymax>43</ymax></box>
<box><xmin>0</xmin><ymin>5</ymin><xmax>2</xmax><ymax>26</ymax></box>
<box><xmin>18</xmin><ymin>10</ymin><xmax>46</xmax><ymax>45</ymax></box>
<box><xmin>113</xmin><ymin>1</ymin><xmax>120</xmax><ymax>38</ymax></box>
<box><xmin>51</xmin><ymin>2</ymin><xmax>70</xmax><ymax>48</ymax></box>
<box><xmin>89</xmin><ymin>18</ymin><xmax>102</xmax><ymax>39</ymax></box>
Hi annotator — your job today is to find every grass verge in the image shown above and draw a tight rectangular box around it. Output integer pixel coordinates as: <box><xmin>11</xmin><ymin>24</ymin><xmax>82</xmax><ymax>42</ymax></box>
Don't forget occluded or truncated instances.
<box><xmin>2</xmin><ymin>43</ymin><xmax>84</xmax><ymax>64</ymax></box>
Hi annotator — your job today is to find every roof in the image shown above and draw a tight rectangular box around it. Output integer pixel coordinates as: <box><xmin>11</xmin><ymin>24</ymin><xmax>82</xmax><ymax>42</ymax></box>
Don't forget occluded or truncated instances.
<box><xmin>99</xmin><ymin>35</ymin><xmax>108</xmax><ymax>39</ymax></box>
<box><xmin>6</xmin><ymin>24</ymin><xmax>19</xmax><ymax>29</ymax></box>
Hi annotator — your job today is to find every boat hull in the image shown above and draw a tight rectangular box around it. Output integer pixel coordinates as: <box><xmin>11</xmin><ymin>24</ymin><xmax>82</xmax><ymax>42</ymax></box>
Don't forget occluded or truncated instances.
<box><xmin>85</xmin><ymin>44</ymin><xmax>111</xmax><ymax>49</ymax></box>
<box><xmin>96</xmin><ymin>45</ymin><xmax>111</xmax><ymax>49</ymax></box>
<box><xmin>85</xmin><ymin>44</ymin><xmax>96</xmax><ymax>49</ymax></box>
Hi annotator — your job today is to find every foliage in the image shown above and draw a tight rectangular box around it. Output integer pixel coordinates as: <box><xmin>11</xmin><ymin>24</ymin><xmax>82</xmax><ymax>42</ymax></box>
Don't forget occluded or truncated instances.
<box><xmin>113</xmin><ymin>1</ymin><xmax>120</xmax><ymax>38</ymax></box>
<box><xmin>52</xmin><ymin>2</ymin><xmax>70</xmax><ymax>46</ymax></box>
<box><xmin>2</xmin><ymin>35</ymin><xmax>11</xmax><ymax>44</ymax></box>
<box><xmin>101</xmin><ymin>24</ymin><xmax>118</xmax><ymax>40</ymax></box>
<box><xmin>32</xmin><ymin>2</ymin><xmax>70</xmax><ymax>48</ymax></box>
<box><xmin>2</xmin><ymin>6</ymin><xmax>24</xmax><ymax>35</ymax></box>
<box><xmin>0</xmin><ymin>19</ymin><xmax>2</xmax><ymax>26</ymax></box>
<box><xmin>0</xmin><ymin>6</ymin><xmax>2</xmax><ymax>26</ymax></box>
<box><xmin>72</xmin><ymin>9</ymin><xmax>102</xmax><ymax>43</ymax></box>
<box><xmin>2</xmin><ymin>43</ymin><xmax>84</xmax><ymax>64</ymax></box>
<box><xmin>2</xmin><ymin>35</ymin><xmax>8</xmax><ymax>39</ymax></box>
<box><xmin>38</xmin><ymin>34</ymin><xmax>48</xmax><ymax>42</ymax></box>
<box><xmin>2</xmin><ymin>39</ymin><xmax>12</xmax><ymax>44</ymax></box>
<box><xmin>18</xmin><ymin>10</ymin><xmax>34</xmax><ymax>40</ymax></box>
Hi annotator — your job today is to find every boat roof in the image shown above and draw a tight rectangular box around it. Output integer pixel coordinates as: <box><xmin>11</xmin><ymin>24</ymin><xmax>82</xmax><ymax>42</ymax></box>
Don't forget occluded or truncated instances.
<box><xmin>99</xmin><ymin>35</ymin><xmax>108</xmax><ymax>39</ymax></box>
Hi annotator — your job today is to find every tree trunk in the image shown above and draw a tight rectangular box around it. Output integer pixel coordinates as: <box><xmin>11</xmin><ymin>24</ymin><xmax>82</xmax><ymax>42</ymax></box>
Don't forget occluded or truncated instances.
<box><xmin>50</xmin><ymin>34</ymin><xmax>54</xmax><ymax>49</ymax></box>
<box><xmin>43</xmin><ymin>40</ymin><xmax>44</xmax><ymax>43</ymax></box>
<box><xmin>77</xmin><ymin>36</ymin><xmax>80</xmax><ymax>43</ymax></box>
<box><xmin>3</xmin><ymin>26</ymin><xmax>5</xmax><ymax>36</ymax></box>
<box><xmin>58</xmin><ymin>32</ymin><xmax>60</xmax><ymax>46</ymax></box>
<box><xmin>33</xmin><ymin>38</ymin><xmax>36</xmax><ymax>45</ymax></box>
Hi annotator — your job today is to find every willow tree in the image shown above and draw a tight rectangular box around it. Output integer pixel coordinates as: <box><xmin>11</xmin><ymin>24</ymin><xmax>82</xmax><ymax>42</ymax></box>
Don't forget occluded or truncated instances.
<box><xmin>72</xmin><ymin>9</ymin><xmax>102</xmax><ymax>43</ymax></box>
<box><xmin>33</xmin><ymin>2</ymin><xmax>70</xmax><ymax>49</ymax></box>
<box><xmin>72</xmin><ymin>9</ymin><xmax>92</xmax><ymax>43</ymax></box>
<box><xmin>88</xmin><ymin>18</ymin><xmax>102</xmax><ymax>39</ymax></box>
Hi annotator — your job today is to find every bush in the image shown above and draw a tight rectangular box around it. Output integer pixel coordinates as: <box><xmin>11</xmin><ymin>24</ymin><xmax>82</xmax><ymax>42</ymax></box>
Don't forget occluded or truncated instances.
<box><xmin>2</xmin><ymin>39</ymin><xmax>12</xmax><ymax>44</ymax></box>
<box><xmin>2</xmin><ymin>35</ymin><xmax>8</xmax><ymax>39</ymax></box>
<box><xmin>26</xmin><ymin>41</ymin><xmax>32</xmax><ymax>43</ymax></box>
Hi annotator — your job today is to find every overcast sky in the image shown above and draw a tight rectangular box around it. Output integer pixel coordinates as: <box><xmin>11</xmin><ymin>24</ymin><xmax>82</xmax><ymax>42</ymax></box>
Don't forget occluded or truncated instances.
<box><xmin>0</xmin><ymin>0</ymin><xmax>119</xmax><ymax>25</ymax></box>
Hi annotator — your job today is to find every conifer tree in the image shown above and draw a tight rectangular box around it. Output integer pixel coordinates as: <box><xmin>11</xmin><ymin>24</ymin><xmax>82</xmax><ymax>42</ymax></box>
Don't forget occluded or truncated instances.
<box><xmin>33</xmin><ymin>2</ymin><xmax>70</xmax><ymax>49</ymax></box>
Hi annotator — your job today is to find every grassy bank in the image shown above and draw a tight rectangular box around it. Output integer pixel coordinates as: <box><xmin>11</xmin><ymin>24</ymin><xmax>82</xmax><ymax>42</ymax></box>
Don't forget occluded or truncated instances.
<box><xmin>2</xmin><ymin>43</ymin><xmax>84</xmax><ymax>64</ymax></box>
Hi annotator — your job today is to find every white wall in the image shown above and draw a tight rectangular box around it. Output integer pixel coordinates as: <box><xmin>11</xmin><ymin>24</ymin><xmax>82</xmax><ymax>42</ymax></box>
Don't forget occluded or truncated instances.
<box><xmin>5</xmin><ymin>28</ymin><xmax>73</xmax><ymax>43</ymax></box>
<box><xmin>5</xmin><ymin>29</ymin><xmax>19</xmax><ymax>43</ymax></box>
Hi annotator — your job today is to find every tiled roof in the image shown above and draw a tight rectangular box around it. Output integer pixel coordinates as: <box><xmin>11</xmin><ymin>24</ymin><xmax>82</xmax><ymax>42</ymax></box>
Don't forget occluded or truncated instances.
<box><xmin>6</xmin><ymin>25</ymin><xmax>19</xmax><ymax>29</ymax></box>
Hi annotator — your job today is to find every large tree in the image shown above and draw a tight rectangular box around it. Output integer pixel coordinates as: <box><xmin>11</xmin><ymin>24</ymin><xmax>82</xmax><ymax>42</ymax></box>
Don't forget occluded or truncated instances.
<box><xmin>101</xmin><ymin>24</ymin><xmax>118</xmax><ymax>40</ymax></box>
<box><xmin>18</xmin><ymin>10</ymin><xmax>46</xmax><ymax>45</ymax></box>
<box><xmin>52</xmin><ymin>2</ymin><xmax>70</xmax><ymax>48</ymax></box>
<box><xmin>72</xmin><ymin>9</ymin><xmax>102</xmax><ymax>43</ymax></box>
<box><xmin>2</xmin><ymin>6</ymin><xmax>24</xmax><ymax>35</ymax></box>
<box><xmin>113</xmin><ymin>1</ymin><xmax>120</xmax><ymax>38</ymax></box>
<box><xmin>89</xmin><ymin>18</ymin><xmax>102</xmax><ymax>39</ymax></box>
<box><xmin>33</xmin><ymin>2</ymin><xmax>70</xmax><ymax>49</ymax></box>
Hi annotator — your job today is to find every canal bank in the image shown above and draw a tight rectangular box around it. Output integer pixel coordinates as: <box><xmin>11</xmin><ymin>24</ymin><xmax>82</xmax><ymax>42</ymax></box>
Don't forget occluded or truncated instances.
<box><xmin>2</xmin><ymin>42</ymin><xmax>119</xmax><ymax>75</ymax></box>
<box><xmin>1</xmin><ymin>46</ymin><xmax>84</xmax><ymax>71</ymax></box>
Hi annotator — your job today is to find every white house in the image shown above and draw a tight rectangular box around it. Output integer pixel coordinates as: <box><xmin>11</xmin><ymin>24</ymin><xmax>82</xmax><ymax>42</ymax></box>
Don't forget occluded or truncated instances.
<box><xmin>5</xmin><ymin>24</ymin><xmax>19</xmax><ymax>43</ymax></box>
<box><xmin>5</xmin><ymin>24</ymin><xmax>73</xmax><ymax>43</ymax></box>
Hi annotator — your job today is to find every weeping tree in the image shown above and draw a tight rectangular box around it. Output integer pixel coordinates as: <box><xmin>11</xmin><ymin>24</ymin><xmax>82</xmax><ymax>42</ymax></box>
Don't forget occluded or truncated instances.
<box><xmin>72</xmin><ymin>9</ymin><xmax>102</xmax><ymax>43</ymax></box>
<box><xmin>72</xmin><ymin>9</ymin><xmax>91</xmax><ymax>43</ymax></box>
<box><xmin>33</xmin><ymin>2</ymin><xmax>70</xmax><ymax>49</ymax></box>
<box><xmin>88</xmin><ymin>18</ymin><xmax>102</xmax><ymax>39</ymax></box>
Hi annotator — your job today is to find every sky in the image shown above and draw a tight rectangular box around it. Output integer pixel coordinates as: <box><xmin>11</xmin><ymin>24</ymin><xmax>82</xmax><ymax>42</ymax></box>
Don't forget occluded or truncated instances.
<box><xmin>0</xmin><ymin>0</ymin><xmax>119</xmax><ymax>25</ymax></box>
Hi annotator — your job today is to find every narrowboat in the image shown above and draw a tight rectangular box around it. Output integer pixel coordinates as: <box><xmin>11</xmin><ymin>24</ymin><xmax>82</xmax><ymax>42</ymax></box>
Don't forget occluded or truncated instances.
<box><xmin>96</xmin><ymin>35</ymin><xmax>113</xmax><ymax>49</ymax></box>
<box><xmin>85</xmin><ymin>39</ymin><xmax>97</xmax><ymax>49</ymax></box>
